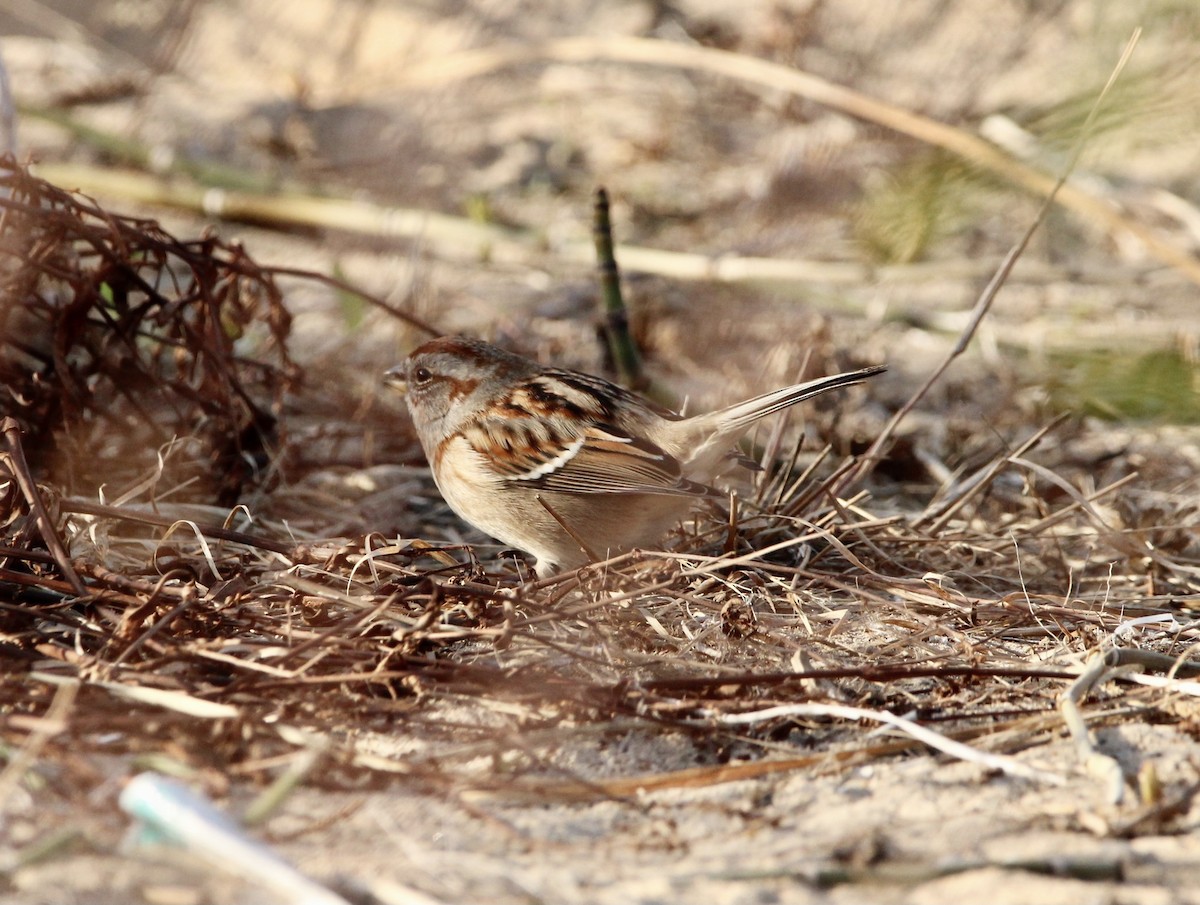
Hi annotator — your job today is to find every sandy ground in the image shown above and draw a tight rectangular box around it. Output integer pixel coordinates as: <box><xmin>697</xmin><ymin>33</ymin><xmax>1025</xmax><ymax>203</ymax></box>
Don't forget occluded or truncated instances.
<box><xmin>3</xmin><ymin>2</ymin><xmax>1200</xmax><ymax>903</ymax></box>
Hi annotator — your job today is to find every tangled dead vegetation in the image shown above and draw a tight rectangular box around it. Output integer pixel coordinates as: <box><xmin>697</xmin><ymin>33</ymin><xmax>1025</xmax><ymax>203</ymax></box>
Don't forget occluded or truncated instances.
<box><xmin>2</xmin><ymin>161</ymin><xmax>1200</xmax><ymax>842</ymax></box>
<box><xmin>0</xmin><ymin>158</ymin><xmax>297</xmax><ymax>506</ymax></box>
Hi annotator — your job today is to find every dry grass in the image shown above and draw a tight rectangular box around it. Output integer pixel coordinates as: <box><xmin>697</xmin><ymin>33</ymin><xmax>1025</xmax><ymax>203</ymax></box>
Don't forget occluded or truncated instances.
<box><xmin>2</xmin><ymin>162</ymin><xmax>1198</xmax><ymax>844</ymax></box>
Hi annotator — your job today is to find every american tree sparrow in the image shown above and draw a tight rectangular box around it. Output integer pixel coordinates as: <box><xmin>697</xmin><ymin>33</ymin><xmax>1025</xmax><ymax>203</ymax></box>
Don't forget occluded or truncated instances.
<box><xmin>386</xmin><ymin>337</ymin><xmax>883</xmax><ymax>576</ymax></box>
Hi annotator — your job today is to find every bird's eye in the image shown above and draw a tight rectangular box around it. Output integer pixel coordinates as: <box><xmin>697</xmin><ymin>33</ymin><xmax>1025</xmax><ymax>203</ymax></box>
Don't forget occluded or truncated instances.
<box><xmin>412</xmin><ymin>366</ymin><xmax>434</xmax><ymax>385</ymax></box>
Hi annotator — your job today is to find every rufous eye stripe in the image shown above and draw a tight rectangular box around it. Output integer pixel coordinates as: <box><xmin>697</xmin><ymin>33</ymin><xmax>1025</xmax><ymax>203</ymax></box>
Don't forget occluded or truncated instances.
<box><xmin>445</xmin><ymin>376</ymin><xmax>480</xmax><ymax>401</ymax></box>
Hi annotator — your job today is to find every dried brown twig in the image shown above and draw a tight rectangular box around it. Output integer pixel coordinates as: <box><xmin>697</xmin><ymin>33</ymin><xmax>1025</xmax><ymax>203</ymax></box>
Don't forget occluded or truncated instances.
<box><xmin>1</xmin><ymin>418</ymin><xmax>85</xmax><ymax>596</ymax></box>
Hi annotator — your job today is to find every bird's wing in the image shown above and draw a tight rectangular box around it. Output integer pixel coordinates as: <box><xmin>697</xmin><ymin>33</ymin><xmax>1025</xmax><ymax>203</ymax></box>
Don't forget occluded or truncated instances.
<box><xmin>461</xmin><ymin>416</ymin><xmax>717</xmax><ymax>497</ymax></box>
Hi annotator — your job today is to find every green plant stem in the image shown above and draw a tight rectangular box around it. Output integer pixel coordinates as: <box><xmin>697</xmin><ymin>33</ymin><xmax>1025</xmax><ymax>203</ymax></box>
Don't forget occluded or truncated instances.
<box><xmin>592</xmin><ymin>186</ymin><xmax>645</xmax><ymax>390</ymax></box>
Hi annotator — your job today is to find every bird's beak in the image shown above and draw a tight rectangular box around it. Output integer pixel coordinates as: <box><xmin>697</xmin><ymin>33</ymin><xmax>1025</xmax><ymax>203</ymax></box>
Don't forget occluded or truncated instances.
<box><xmin>383</xmin><ymin>365</ymin><xmax>407</xmax><ymax>394</ymax></box>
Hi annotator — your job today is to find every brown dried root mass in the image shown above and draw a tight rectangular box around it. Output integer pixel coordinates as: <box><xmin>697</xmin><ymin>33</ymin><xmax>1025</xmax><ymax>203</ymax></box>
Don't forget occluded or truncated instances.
<box><xmin>0</xmin><ymin>159</ymin><xmax>297</xmax><ymax>505</ymax></box>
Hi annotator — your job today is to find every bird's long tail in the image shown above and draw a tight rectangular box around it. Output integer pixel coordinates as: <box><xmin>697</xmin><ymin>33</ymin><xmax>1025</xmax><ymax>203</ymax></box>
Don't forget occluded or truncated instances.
<box><xmin>713</xmin><ymin>365</ymin><xmax>886</xmax><ymax>434</ymax></box>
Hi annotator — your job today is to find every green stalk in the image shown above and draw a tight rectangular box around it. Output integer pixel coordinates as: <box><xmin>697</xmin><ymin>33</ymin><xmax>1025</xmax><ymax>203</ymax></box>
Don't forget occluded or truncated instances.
<box><xmin>593</xmin><ymin>187</ymin><xmax>645</xmax><ymax>390</ymax></box>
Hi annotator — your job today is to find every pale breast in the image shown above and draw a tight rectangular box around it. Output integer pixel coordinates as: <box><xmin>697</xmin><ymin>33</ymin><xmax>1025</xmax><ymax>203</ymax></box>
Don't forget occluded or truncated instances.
<box><xmin>432</xmin><ymin>435</ymin><xmax>500</xmax><ymax>523</ymax></box>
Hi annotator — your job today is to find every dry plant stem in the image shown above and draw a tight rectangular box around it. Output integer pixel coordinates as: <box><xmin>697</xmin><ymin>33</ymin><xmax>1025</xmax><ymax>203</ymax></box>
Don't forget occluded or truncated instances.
<box><xmin>241</xmin><ymin>745</ymin><xmax>328</xmax><ymax>827</ymax></box>
<box><xmin>61</xmin><ymin>498</ymin><xmax>296</xmax><ymax>557</ymax></box>
<box><xmin>1011</xmin><ymin>456</ymin><xmax>1200</xmax><ymax>583</ymax></box>
<box><xmin>736</xmin><ymin>852</ymin><xmax>1123</xmax><ymax>887</ymax></box>
<box><xmin>835</xmin><ymin>30</ymin><xmax>1142</xmax><ymax>498</ymax></box>
<box><xmin>0</xmin><ymin>161</ymin><xmax>295</xmax><ymax>506</ymax></box>
<box><xmin>714</xmin><ymin>702</ymin><xmax>1064</xmax><ymax>784</ymax></box>
<box><xmin>781</xmin><ymin>454</ymin><xmax>860</xmax><ymax>518</ymax></box>
<box><xmin>259</xmin><ymin>599</ymin><xmax>398</xmax><ymax>674</ymax></box>
<box><xmin>263</xmin><ymin>264</ymin><xmax>440</xmax><ymax>337</ymax></box>
<box><xmin>32</xmin><ymin>670</ymin><xmax>240</xmax><ymax>719</ymax></box>
<box><xmin>0</xmin><ymin>568</ymin><xmax>120</xmax><ymax>615</ymax></box>
<box><xmin>76</xmin><ymin>563</ymin><xmax>192</xmax><ymax>599</ymax></box>
<box><xmin>1109</xmin><ymin>777</ymin><xmax>1200</xmax><ymax>838</ymax></box>
<box><xmin>753</xmin><ymin>414</ymin><xmax>801</xmax><ymax>507</ymax></box>
<box><xmin>724</xmin><ymin>491</ymin><xmax>739</xmax><ymax>555</ymax></box>
<box><xmin>1060</xmin><ymin>649</ymin><xmax>1139</xmax><ymax>803</ymax></box>
<box><xmin>1017</xmin><ymin>470</ymin><xmax>1139</xmax><ymax>538</ymax></box>
<box><xmin>0</xmin><ymin>678</ymin><xmax>77</xmax><ymax>810</ymax></box>
<box><xmin>917</xmin><ymin>413</ymin><xmax>1069</xmax><ymax>531</ymax></box>
<box><xmin>0</xmin><ymin>545</ymin><xmax>56</xmax><ymax>564</ymax></box>
<box><xmin>106</xmin><ymin>579</ymin><xmax>196</xmax><ymax>670</ymax></box>
<box><xmin>1059</xmin><ymin>646</ymin><xmax>1200</xmax><ymax>804</ymax></box>
<box><xmin>474</xmin><ymin>707</ymin><xmax>1067</xmax><ymax>803</ymax></box>
<box><xmin>638</xmin><ymin>664</ymin><xmax>1076</xmax><ymax>693</ymax></box>
<box><xmin>535</xmin><ymin>493</ymin><xmax>603</xmax><ymax>566</ymax></box>
<box><xmin>2</xmin><ymin>829</ymin><xmax>85</xmax><ymax>877</ymax></box>
<box><xmin>772</xmin><ymin>443</ymin><xmax>829</xmax><ymax>512</ymax></box>
<box><xmin>467</xmin><ymin>750</ymin><xmax>836</xmax><ymax>803</ymax></box>
<box><xmin>2</xmin><ymin>418</ymin><xmax>87</xmax><ymax>597</ymax></box>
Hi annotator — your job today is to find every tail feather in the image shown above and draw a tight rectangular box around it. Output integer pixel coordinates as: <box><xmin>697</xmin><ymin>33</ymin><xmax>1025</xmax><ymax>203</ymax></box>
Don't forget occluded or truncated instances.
<box><xmin>714</xmin><ymin>365</ymin><xmax>886</xmax><ymax>434</ymax></box>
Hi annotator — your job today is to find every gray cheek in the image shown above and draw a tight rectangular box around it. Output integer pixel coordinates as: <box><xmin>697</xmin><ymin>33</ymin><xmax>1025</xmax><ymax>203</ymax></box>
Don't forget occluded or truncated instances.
<box><xmin>408</xmin><ymin>390</ymin><xmax>450</xmax><ymax>433</ymax></box>
<box><xmin>404</xmin><ymin>394</ymin><xmax>431</xmax><ymax>429</ymax></box>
